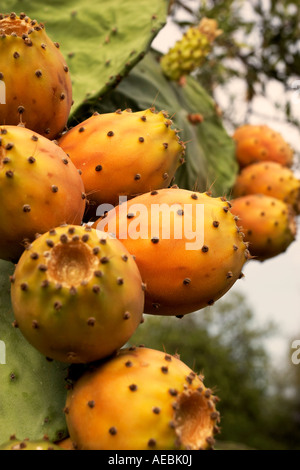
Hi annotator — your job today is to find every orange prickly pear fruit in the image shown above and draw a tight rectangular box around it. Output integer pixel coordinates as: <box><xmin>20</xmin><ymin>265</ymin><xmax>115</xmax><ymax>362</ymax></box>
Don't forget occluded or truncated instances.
<box><xmin>0</xmin><ymin>12</ymin><xmax>72</xmax><ymax>140</ymax></box>
<box><xmin>55</xmin><ymin>438</ymin><xmax>74</xmax><ymax>450</ymax></box>
<box><xmin>58</xmin><ymin>108</ymin><xmax>185</xmax><ymax>215</ymax></box>
<box><xmin>64</xmin><ymin>346</ymin><xmax>221</xmax><ymax>450</ymax></box>
<box><xmin>230</xmin><ymin>194</ymin><xmax>297</xmax><ymax>262</ymax></box>
<box><xmin>232</xmin><ymin>161</ymin><xmax>300</xmax><ymax>214</ymax></box>
<box><xmin>232</xmin><ymin>124</ymin><xmax>294</xmax><ymax>168</ymax></box>
<box><xmin>10</xmin><ymin>225</ymin><xmax>144</xmax><ymax>364</ymax></box>
<box><xmin>93</xmin><ymin>187</ymin><xmax>249</xmax><ymax>316</ymax></box>
<box><xmin>0</xmin><ymin>125</ymin><xmax>86</xmax><ymax>262</ymax></box>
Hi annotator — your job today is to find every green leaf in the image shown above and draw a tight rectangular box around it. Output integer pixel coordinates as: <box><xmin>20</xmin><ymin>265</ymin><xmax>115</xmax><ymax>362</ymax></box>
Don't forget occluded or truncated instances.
<box><xmin>0</xmin><ymin>260</ymin><xmax>68</xmax><ymax>443</ymax></box>
<box><xmin>76</xmin><ymin>51</ymin><xmax>237</xmax><ymax>196</ymax></box>
<box><xmin>2</xmin><ymin>0</ymin><xmax>168</xmax><ymax>119</ymax></box>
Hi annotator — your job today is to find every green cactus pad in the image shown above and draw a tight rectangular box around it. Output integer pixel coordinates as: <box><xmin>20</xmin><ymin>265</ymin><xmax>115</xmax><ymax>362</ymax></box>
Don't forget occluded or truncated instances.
<box><xmin>72</xmin><ymin>51</ymin><xmax>237</xmax><ymax>197</ymax></box>
<box><xmin>0</xmin><ymin>260</ymin><xmax>68</xmax><ymax>443</ymax></box>
<box><xmin>2</xmin><ymin>0</ymin><xmax>167</xmax><ymax>119</ymax></box>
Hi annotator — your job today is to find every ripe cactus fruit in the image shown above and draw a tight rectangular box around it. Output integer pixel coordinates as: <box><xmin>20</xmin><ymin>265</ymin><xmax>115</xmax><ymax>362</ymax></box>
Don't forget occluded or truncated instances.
<box><xmin>0</xmin><ymin>437</ymin><xmax>62</xmax><ymax>450</ymax></box>
<box><xmin>93</xmin><ymin>187</ymin><xmax>249</xmax><ymax>316</ymax></box>
<box><xmin>233</xmin><ymin>124</ymin><xmax>294</xmax><ymax>168</ymax></box>
<box><xmin>0</xmin><ymin>125</ymin><xmax>86</xmax><ymax>262</ymax></box>
<box><xmin>10</xmin><ymin>225</ymin><xmax>144</xmax><ymax>364</ymax></box>
<box><xmin>232</xmin><ymin>161</ymin><xmax>300</xmax><ymax>214</ymax></box>
<box><xmin>64</xmin><ymin>346</ymin><xmax>220</xmax><ymax>450</ymax></box>
<box><xmin>230</xmin><ymin>194</ymin><xmax>297</xmax><ymax>261</ymax></box>
<box><xmin>160</xmin><ymin>18</ymin><xmax>222</xmax><ymax>81</ymax></box>
<box><xmin>0</xmin><ymin>12</ymin><xmax>72</xmax><ymax>140</ymax></box>
<box><xmin>58</xmin><ymin>108</ymin><xmax>185</xmax><ymax>213</ymax></box>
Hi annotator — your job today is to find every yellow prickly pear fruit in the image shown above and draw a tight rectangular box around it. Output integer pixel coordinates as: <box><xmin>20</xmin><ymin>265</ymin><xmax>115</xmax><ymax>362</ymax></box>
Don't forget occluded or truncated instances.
<box><xmin>58</xmin><ymin>108</ymin><xmax>185</xmax><ymax>216</ymax></box>
<box><xmin>230</xmin><ymin>194</ymin><xmax>297</xmax><ymax>261</ymax></box>
<box><xmin>0</xmin><ymin>12</ymin><xmax>72</xmax><ymax>139</ymax></box>
<box><xmin>10</xmin><ymin>225</ymin><xmax>145</xmax><ymax>364</ymax></box>
<box><xmin>0</xmin><ymin>437</ymin><xmax>62</xmax><ymax>450</ymax></box>
<box><xmin>0</xmin><ymin>125</ymin><xmax>86</xmax><ymax>262</ymax></box>
<box><xmin>65</xmin><ymin>346</ymin><xmax>221</xmax><ymax>450</ymax></box>
<box><xmin>93</xmin><ymin>187</ymin><xmax>249</xmax><ymax>316</ymax></box>
<box><xmin>232</xmin><ymin>124</ymin><xmax>294</xmax><ymax>168</ymax></box>
<box><xmin>232</xmin><ymin>161</ymin><xmax>300</xmax><ymax>214</ymax></box>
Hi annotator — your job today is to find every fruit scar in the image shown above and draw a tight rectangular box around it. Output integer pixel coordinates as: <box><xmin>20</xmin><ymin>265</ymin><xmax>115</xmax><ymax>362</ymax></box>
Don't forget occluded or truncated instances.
<box><xmin>10</xmin><ymin>225</ymin><xmax>145</xmax><ymax>364</ymax></box>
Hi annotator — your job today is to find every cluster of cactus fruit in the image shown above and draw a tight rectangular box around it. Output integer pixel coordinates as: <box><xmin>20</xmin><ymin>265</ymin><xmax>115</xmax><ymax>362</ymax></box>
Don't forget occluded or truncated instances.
<box><xmin>160</xmin><ymin>18</ymin><xmax>222</xmax><ymax>82</ymax></box>
<box><xmin>230</xmin><ymin>124</ymin><xmax>299</xmax><ymax>261</ymax></box>
<box><xmin>0</xmin><ymin>8</ymin><xmax>298</xmax><ymax>451</ymax></box>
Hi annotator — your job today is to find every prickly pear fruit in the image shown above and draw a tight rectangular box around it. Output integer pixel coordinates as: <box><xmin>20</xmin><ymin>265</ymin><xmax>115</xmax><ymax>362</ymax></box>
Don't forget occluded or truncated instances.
<box><xmin>0</xmin><ymin>125</ymin><xmax>86</xmax><ymax>262</ymax></box>
<box><xmin>232</xmin><ymin>161</ymin><xmax>300</xmax><ymax>214</ymax></box>
<box><xmin>55</xmin><ymin>438</ymin><xmax>74</xmax><ymax>450</ymax></box>
<box><xmin>0</xmin><ymin>13</ymin><xmax>72</xmax><ymax>140</ymax></box>
<box><xmin>93</xmin><ymin>187</ymin><xmax>249</xmax><ymax>316</ymax></box>
<box><xmin>160</xmin><ymin>18</ymin><xmax>222</xmax><ymax>81</ymax></box>
<box><xmin>10</xmin><ymin>225</ymin><xmax>144</xmax><ymax>364</ymax></box>
<box><xmin>0</xmin><ymin>437</ymin><xmax>62</xmax><ymax>450</ymax></box>
<box><xmin>65</xmin><ymin>346</ymin><xmax>220</xmax><ymax>450</ymax></box>
<box><xmin>233</xmin><ymin>124</ymin><xmax>294</xmax><ymax>168</ymax></box>
<box><xmin>58</xmin><ymin>108</ymin><xmax>185</xmax><ymax>215</ymax></box>
<box><xmin>230</xmin><ymin>194</ymin><xmax>297</xmax><ymax>261</ymax></box>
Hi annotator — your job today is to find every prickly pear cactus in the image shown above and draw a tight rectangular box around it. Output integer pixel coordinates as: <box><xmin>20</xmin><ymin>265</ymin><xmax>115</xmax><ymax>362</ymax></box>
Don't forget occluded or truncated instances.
<box><xmin>65</xmin><ymin>346</ymin><xmax>220</xmax><ymax>450</ymax></box>
<box><xmin>160</xmin><ymin>18</ymin><xmax>222</xmax><ymax>81</ymax></box>
<box><xmin>93</xmin><ymin>187</ymin><xmax>249</xmax><ymax>316</ymax></box>
<box><xmin>11</xmin><ymin>225</ymin><xmax>145</xmax><ymax>363</ymax></box>
<box><xmin>2</xmin><ymin>0</ymin><xmax>168</xmax><ymax>119</ymax></box>
<box><xmin>59</xmin><ymin>108</ymin><xmax>185</xmax><ymax>214</ymax></box>
<box><xmin>0</xmin><ymin>260</ymin><xmax>68</xmax><ymax>443</ymax></box>
<box><xmin>0</xmin><ymin>12</ymin><xmax>72</xmax><ymax>139</ymax></box>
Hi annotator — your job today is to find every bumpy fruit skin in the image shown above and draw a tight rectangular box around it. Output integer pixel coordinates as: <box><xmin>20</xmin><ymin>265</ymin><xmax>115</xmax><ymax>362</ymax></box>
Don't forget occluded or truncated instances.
<box><xmin>230</xmin><ymin>194</ymin><xmax>297</xmax><ymax>261</ymax></box>
<box><xmin>232</xmin><ymin>161</ymin><xmax>300</xmax><ymax>214</ymax></box>
<box><xmin>160</xmin><ymin>18</ymin><xmax>222</xmax><ymax>81</ymax></box>
<box><xmin>65</xmin><ymin>346</ymin><xmax>220</xmax><ymax>450</ymax></box>
<box><xmin>93</xmin><ymin>187</ymin><xmax>249</xmax><ymax>316</ymax></box>
<box><xmin>55</xmin><ymin>438</ymin><xmax>74</xmax><ymax>450</ymax></box>
<box><xmin>10</xmin><ymin>225</ymin><xmax>144</xmax><ymax>364</ymax></box>
<box><xmin>0</xmin><ymin>125</ymin><xmax>86</xmax><ymax>262</ymax></box>
<box><xmin>58</xmin><ymin>108</ymin><xmax>185</xmax><ymax>213</ymax></box>
<box><xmin>233</xmin><ymin>124</ymin><xmax>294</xmax><ymax>168</ymax></box>
<box><xmin>0</xmin><ymin>438</ymin><xmax>62</xmax><ymax>450</ymax></box>
<box><xmin>0</xmin><ymin>13</ymin><xmax>72</xmax><ymax>140</ymax></box>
